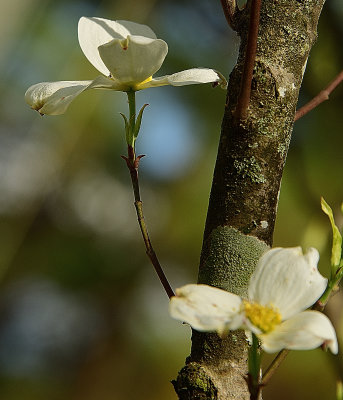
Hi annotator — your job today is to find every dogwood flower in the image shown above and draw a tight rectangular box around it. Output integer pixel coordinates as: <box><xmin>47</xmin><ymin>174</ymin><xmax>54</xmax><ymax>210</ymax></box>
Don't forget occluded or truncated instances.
<box><xmin>25</xmin><ymin>16</ymin><xmax>227</xmax><ymax>116</ymax></box>
<box><xmin>170</xmin><ymin>247</ymin><xmax>338</xmax><ymax>354</ymax></box>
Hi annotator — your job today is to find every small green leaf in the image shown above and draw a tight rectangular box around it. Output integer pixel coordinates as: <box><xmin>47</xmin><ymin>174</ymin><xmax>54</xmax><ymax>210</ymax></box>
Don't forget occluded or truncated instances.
<box><xmin>120</xmin><ymin>112</ymin><xmax>131</xmax><ymax>145</ymax></box>
<box><xmin>337</xmin><ymin>380</ymin><xmax>343</xmax><ymax>400</ymax></box>
<box><xmin>133</xmin><ymin>104</ymin><xmax>149</xmax><ymax>140</ymax></box>
<box><xmin>321</xmin><ymin>197</ymin><xmax>342</xmax><ymax>269</ymax></box>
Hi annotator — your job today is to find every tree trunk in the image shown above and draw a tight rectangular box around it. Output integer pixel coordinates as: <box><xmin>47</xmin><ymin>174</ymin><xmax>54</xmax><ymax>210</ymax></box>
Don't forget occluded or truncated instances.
<box><xmin>173</xmin><ymin>0</ymin><xmax>326</xmax><ymax>398</ymax></box>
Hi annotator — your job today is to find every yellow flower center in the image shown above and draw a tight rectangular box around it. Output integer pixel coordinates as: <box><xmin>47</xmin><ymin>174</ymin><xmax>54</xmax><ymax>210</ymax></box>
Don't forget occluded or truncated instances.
<box><xmin>243</xmin><ymin>301</ymin><xmax>282</xmax><ymax>333</ymax></box>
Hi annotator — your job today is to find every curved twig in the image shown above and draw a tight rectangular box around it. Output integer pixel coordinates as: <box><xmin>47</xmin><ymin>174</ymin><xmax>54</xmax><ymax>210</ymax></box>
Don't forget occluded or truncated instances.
<box><xmin>295</xmin><ymin>70</ymin><xmax>343</xmax><ymax>121</ymax></box>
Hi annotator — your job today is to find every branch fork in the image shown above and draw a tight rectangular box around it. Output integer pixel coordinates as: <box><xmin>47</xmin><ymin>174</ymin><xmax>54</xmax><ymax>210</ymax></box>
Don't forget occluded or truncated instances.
<box><xmin>121</xmin><ymin>150</ymin><xmax>145</xmax><ymax>171</ymax></box>
<box><xmin>220</xmin><ymin>0</ymin><xmax>241</xmax><ymax>31</ymax></box>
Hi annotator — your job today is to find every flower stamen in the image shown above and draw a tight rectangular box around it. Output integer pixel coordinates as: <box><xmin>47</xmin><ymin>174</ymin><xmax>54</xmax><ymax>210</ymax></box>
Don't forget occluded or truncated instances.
<box><xmin>244</xmin><ymin>301</ymin><xmax>281</xmax><ymax>333</ymax></box>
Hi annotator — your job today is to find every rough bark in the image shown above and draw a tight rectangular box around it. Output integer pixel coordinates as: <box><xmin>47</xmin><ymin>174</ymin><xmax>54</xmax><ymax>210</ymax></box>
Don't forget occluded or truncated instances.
<box><xmin>173</xmin><ymin>0</ymin><xmax>326</xmax><ymax>398</ymax></box>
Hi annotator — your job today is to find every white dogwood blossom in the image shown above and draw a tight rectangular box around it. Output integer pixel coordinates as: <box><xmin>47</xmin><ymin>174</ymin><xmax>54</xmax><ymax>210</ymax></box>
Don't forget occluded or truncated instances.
<box><xmin>25</xmin><ymin>17</ymin><xmax>227</xmax><ymax>115</ymax></box>
<box><xmin>170</xmin><ymin>247</ymin><xmax>338</xmax><ymax>354</ymax></box>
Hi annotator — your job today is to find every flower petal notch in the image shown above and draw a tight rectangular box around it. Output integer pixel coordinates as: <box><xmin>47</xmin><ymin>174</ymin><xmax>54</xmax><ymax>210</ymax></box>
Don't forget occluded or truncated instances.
<box><xmin>78</xmin><ymin>17</ymin><xmax>157</xmax><ymax>76</ymax></box>
<box><xmin>25</xmin><ymin>76</ymin><xmax>116</xmax><ymax>115</ymax></box>
<box><xmin>169</xmin><ymin>247</ymin><xmax>338</xmax><ymax>354</ymax></box>
<box><xmin>248</xmin><ymin>247</ymin><xmax>327</xmax><ymax>320</ymax></box>
<box><xmin>25</xmin><ymin>16</ymin><xmax>227</xmax><ymax>115</ymax></box>
<box><xmin>260</xmin><ymin>311</ymin><xmax>338</xmax><ymax>354</ymax></box>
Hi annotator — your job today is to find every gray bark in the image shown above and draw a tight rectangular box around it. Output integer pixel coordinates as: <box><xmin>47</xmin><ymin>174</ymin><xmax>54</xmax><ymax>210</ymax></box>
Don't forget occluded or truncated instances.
<box><xmin>173</xmin><ymin>0</ymin><xmax>326</xmax><ymax>398</ymax></box>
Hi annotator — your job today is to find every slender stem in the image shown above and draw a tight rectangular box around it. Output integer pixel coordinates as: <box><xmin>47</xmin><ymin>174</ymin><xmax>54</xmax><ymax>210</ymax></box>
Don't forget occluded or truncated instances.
<box><xmin>127</xmin><ymin>89</ymin><xmax>136</xmax><ymax>121</ymax></box>
<box><xmin>314</xmin><ymin>263</ymin><xmax>343</xmax><ymax>311</ymax></box>
<box><xmin>235</xmin><ymin>0</ymin><xmax>262</xmax><ymax>120</ymax></box>
<box><xmin>126</xmin><ymin>90</ymin><xmax>136</xmax><ymax>146</ymax></box>
<box><xmin>124</xmin><ymin>148</ymin><xmax>175</xmax><ymax>299</ymax></box>
<box><xmin>248</xmin><ymin>333</ymin><xmax>262</xmax><ymax>400</ymax></box>
<box><xmin>314</xmin><ymin>281</ymin><xmax>335</xmax><ymax>312</ymax></box>
<box><xmin>295</xmin><ymin>70</ymin><xmax>343</xmax><ymax>121</ymax></box>
<box><xmin>261</xmin><ymin>349</ymin><xmax>289</xmax><ymax>386</ymax></box>
<box><xmin>122</xmin><ymin>91</ymin><xmax>175</xmax><ymax>299</ymax></box>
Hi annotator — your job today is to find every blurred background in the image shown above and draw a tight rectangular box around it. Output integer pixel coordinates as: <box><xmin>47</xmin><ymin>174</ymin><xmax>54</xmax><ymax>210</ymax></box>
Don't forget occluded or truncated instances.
<box><xmin>0</xmin><ymin>0</ymin><xmax>342</xmax><ymax>399</ymax></box>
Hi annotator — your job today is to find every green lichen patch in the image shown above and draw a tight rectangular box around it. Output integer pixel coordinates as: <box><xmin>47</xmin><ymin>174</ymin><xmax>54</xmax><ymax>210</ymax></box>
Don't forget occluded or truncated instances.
<box><xmin>233</xmin><ymin>156</ymin><xmax>266</xmax><ymax>184</ymax></box>
<box><xmin>198</xmin><ymin>226</ymin><xmax>269</xmax><ymax>298</ymax></box>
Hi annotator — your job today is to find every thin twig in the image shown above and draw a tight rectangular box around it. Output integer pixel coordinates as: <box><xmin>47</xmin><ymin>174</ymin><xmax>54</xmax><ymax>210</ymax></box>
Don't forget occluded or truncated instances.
<box><xmin>220</xmin><ymin>0</ymin><xmax>237</xmax><ymax>30</ymax></box>
<box><xmin>261</xmin><ymin>349</ymin><xmax>289</xmax><ymax>386</ymax></box>
<box><xmin>295</xmin><ymin>70</ymin><xmax>343</xmax><ymax>121</ymax></box>
<box><xmin>122</xmin><ymin>146</ymin><xmax>175</xmax><ymax>299</ymax></box>
<box><xmin>235</xmin><ymin>0</ymin><xmax>262</xmax><ymax>120</ymax></box>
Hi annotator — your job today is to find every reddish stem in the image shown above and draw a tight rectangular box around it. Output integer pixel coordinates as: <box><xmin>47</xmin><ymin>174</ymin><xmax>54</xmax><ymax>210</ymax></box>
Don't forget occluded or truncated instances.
<box><xmin>295</xmin><ymin>70</ymin><xmax>343</xmax><ymax>121</ymax></box>
<box><xmin>122</xmin><ymin>147</ymin><xmax>175</xmax><ymax>299</ymax></box>
<box><xmin>235</xmin><ymin>0</ymin><xmax>262</xmax><ymax>120</ymax></box>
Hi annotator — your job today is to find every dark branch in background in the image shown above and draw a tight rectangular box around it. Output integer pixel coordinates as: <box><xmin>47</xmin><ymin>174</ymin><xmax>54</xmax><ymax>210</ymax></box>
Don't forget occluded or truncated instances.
<box><xmin>234</xmin><ymin>0</ymin><xmax>262</xmax><ymax>120</ymax></box>
<box><xmin>295</xmin><ymin>70</ymin><xmax>343</xmax><ymax>121</ymax></box>
<box><xmin>122</xmin><ymin>147</ymin><xmax>175</xmax><ymax>299</ymax></box>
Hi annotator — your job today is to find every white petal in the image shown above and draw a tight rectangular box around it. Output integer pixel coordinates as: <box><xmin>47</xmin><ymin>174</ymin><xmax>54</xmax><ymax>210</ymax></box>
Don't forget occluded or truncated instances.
<box><xmin>169</xmin><ymin>284</ymin><xmax>243</xmax><ymax>335</ymax></box>
<box><xmin>248</xmin><ymin>247</ymin><xmax>327</xmax><ymax>319</ymax></box>
<box><xmin>139</xmin><ymin>68</ymin><xmax>227</xmax><ymax>90</ymax></box>
<box><xmin>260</xmin><ymin>311</ymin><xmax>338</xmax><ymax>354</ymax></box>
<box><xmin>98</xmin><ymin>35</ymin><xmax>168</xmax><ymax>86</ymax></box>
<box><xmin>25</xmin><ymin>76</ymin><xmax>117</xmax><ymax>115</ymax></box>
<box><xmin>78</xmin><ymin>17</ymin><xmax>157</xmax><ymax>76</ymax></box>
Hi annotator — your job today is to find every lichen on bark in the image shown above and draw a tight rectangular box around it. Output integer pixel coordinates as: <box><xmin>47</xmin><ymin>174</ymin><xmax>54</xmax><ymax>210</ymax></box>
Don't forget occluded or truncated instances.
<box><xmin>198</xmin><ymin>226</ymin><xmax>268</xmax><ymax>297</ymax></box>
<box><xmin>173</xmin><ymin>0</ymin><xmax>326</xmax><ymax>399</ymax></box>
